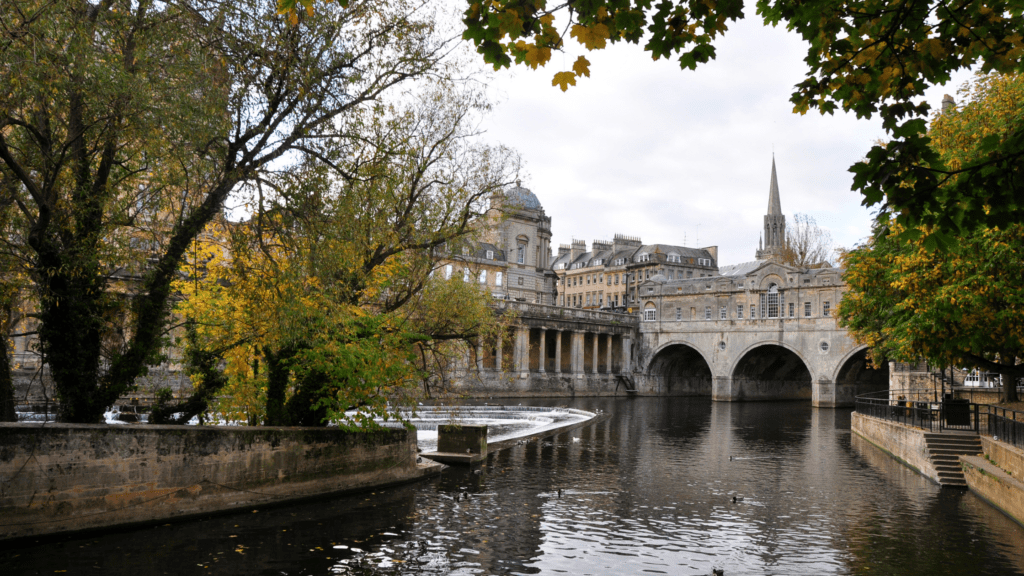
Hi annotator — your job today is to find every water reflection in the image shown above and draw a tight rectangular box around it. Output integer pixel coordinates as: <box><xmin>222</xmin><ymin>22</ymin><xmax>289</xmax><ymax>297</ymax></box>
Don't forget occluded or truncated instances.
<box><xmin>3</xmin><ymin>398</ymin><xmax>1023</xmax><ymax>575</ymax></box>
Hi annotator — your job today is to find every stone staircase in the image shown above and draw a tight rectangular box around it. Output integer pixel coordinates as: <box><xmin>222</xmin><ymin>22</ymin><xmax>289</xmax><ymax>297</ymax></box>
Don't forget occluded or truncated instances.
<box><xmin>924</xmin><ymin>432</ymin><xmax>983</xmax><ymax>487</ymax></box>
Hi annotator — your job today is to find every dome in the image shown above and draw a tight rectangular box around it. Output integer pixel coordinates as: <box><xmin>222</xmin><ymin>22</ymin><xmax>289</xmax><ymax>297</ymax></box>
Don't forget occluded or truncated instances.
<box><xmin>506</xmin><ymin>181</ymin><xmax>542</xmax><ymax>211</ymax></box>
<box><xmin>651</xmin><ymin>273</ymin><xmax>667</xmax><ymax>282</ymax></box>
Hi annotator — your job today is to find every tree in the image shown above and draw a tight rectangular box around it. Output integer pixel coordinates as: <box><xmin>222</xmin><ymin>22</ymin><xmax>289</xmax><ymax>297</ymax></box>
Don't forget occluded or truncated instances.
<box><xmin>0</xmin><ymin>0</ymin><xmax>449</xmax><ymax>422</ymax></box>
<box><xmin>838</xmin><ymin>222</ymin><xmax>1024</xmax><ymax>402</ymax></box>
<box><xmin>838</xmin><ymin>73</ymin><xmax>1024</xmax><ymax>403</ymax></box>
<box><xmin>778</xmin><ymin>214</ymin><xmax>836</xmax><ymax>268</ymax></box>
<box><xmin>168</xmin><ymin>82</ymin><xmax>520</xmax><ymax>427</ymax></box>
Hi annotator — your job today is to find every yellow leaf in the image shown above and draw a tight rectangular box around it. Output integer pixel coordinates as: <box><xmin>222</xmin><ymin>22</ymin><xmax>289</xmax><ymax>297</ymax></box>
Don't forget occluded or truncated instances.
<box><xmin>552</xmin><ymin>71</ymin><xmax>577</xmax><ymax>91</ymax></box>
<box><xmin>572</xmin><ymin>56</ymin><xmax>591</xmax><ymax>78</ymax></box>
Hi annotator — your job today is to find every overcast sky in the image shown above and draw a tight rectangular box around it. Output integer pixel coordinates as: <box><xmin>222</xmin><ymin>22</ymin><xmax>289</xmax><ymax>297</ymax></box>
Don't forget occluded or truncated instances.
<box><xmin>471</xmin><ymin>8</ymin><xmax>974</xmax><ymax>267</ymax></box>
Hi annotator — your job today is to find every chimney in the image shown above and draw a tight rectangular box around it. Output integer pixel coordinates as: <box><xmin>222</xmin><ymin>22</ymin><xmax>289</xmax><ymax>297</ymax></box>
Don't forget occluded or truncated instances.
<box><xmin>557</xmin><ymin>243</ymin><xmax>570</xmax><ymax>257</ymax></box>
<box><xmin>570</xmin><ymin>239</ymin><xmax>586</xmax><ymax>261</ymax></box>
<box><xmin>592</xmin><ymin>239</ymin><xmax>612</xmax><ymax>253</ymax></box>
<box><xmin>701</xmin><ymin>245</ymin><xmax>718</xmax><ymax>265</ymax></box>
<box><xmin>941</xmin><ymin>94</ymin><xmax>955</xmax><ymax>112</ymax></box>
<box><xmin>612</xmin><ymin>233</ymin><xmax>642</xmax><ymax>252</ymax></box>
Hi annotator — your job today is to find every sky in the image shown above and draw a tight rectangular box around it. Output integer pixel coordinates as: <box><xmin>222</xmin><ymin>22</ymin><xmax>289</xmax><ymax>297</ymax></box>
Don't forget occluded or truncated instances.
<box><xmin>470</xmin><ymin>8</ymin><xmax>975</xmax><ymax>267</ymax></box>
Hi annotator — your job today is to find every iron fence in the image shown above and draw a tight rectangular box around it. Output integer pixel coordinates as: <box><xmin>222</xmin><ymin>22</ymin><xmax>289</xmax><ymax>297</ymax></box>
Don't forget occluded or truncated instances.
<box><xmin>987</xmin><ymin>406</ymin><xmax>1024</xmax><ymax>450</ymax></box>
<box><xmin>855</xmin><ymin>390</ymin><xmax>980</xmax><ymax>433</ymax></box>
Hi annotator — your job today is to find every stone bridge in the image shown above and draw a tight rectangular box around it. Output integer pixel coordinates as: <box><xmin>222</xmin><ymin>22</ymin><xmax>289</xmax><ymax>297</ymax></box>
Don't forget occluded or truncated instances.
<box><xmin>632</xmin><ymin>262</ymin><xmax>887</xmax><ymax>407</ymax></box>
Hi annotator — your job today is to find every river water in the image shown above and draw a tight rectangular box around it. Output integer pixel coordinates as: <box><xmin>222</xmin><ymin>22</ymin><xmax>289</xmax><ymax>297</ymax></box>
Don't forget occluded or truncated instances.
<box><xmin>4</xmin><ymin>398</ymin><xmax>1024</xmax><ymax>576</ymax></box>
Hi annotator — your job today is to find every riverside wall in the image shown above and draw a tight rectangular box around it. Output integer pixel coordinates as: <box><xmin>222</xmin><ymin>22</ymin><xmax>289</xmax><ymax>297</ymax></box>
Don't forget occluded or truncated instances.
<box><xmin>961</xmin><ymin>436</ymin><xmax>1024</xmax><ymax>527</ymax></box>
<box><xmin>850</xmin><ymin>412</ymin><xmax>940</xmax><ymax>484</ymax></box>
<box><xmin>0</xmin><ymin>423</ymin><xmax>435</xmax><ymax>541</ymax></box>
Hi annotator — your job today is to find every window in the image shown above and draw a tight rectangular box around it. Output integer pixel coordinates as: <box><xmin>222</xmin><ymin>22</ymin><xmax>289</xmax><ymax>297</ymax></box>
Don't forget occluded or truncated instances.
<box><xmin>697</xmin><ymin>257</ymin><xmax>712</xmax><ymax>266</ymax></box>
<box><xmin>804</xmin><ymin>302</ymin><xmax>812</xmax><ymax>317</ymax></box>
<box><xmin>687</xmin><ymin>271</ymin><xmax>693</xmax><ymax>278</ymax></box>
<box><xmin>788</xmin><ymin>302</ymin><xmax>794</xmax><ymax>318</ymax></box>
<box><xmin>486</xmin><ymin>250</ymin><xmax>494</xmax><ymax>259</ymax></box>
<box><xmin>705</xmin><ymin>306</ymin><xmax>712</xmax><ymax>320</ymax></box>
<box><xmin>823</xmin><ymin>301</ymin><xmax>831</xmax><ymax>316</ymax></box>
<box><xmin>496</xmin><ymin>271</ymin><xmax>502</xmax><ymax>286</ymax></box>
<box><xmin>720</xmin><ymin>306</ymin><xmax>727</xmax><ymax>320</ymax></box>
<box><xmin>676</xmin><ymin>307</ymin><xmax>682</xmax><ymax>320</ymax></box>
<box><xmin>615</xmin><ymin>258</ymin><xmax>624</xmax><ymax>266</ymax></box>
<box><xmin>594</xmin><ymin>259</ymin><xmax>603</xmax><ymax>265</ymax></box>
<box><xmin>614</xmin><ymin>274</ymin><xmax>620</xmax><ymax>284</ymax></box>
<box><xmin>668</xmin><ymin>253</ymin><xmax>681</xmax><ymax>263</ymax></box>
<box><xmin>637</xmin><ymin>253</ymin><xmax>650</xmax><ymax>262</ymax></box>
<box><xmin>461</xmin><ymin>246</ymin><xmax>469</xmax><ymax>255</ymax></box>
<box><xmin>479</xmin><ymin>270</ymin><xmax>487</xmax><ymax>284</ymax></box>
<box><xmin>644</xmin><ymin>303</ymin><xmax>656</xmax><ymax>321</ymax></box>
<box><xmin>599</xmin><ymin>296</ymin><xmax>603</xmax><ymax>307</ymax></box>
<box><xmin>445</xmin><ymin>264</ymin><xmax>453</xmax><ymax>279</ymax></box>
<box><xmin>463</xmin><ymin>268</ymin><xmax>470</xmax><ymax>281</ymax></box>
<box><xmin>759</xmin><ymin>284</ymin><xmax>781</xmax><ymax>318</ymax></box>
<box><xmin>737</xmin><ymin>305</ymin><xmax>744</xmax><ymax>319</ymax></box>
<box><xmin>750</xmin><ymin>304</ymin><xmax>755</xmax><ymax>318</ymax></box>
<box><xmin>518</xmin><ymin>277</ymin><xmax>524</xmax><ymax>285</ymax></box>
<box><xmin>517</xmin><ymin>245</ymin><xmax>525</xmax><ymax>264</ymax></box>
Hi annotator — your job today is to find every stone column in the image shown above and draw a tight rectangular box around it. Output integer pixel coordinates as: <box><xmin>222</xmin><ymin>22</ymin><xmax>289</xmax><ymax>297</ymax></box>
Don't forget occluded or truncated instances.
<box><xmin>554</xmin><ymin>331</ymin><xmax>562</xmax><ymax>373</ymax></box>
<box><xmin>622</xmin><ymin>337</ymin><xmax>632</xmax><ymax>373</ymax></box>
<box><xmin>495</xmin><ymin>331</ymin><xmax>503</xmax><ymax>372</ymax></box>
<box><xmin>592</xmin><ymin>333</ymin><xmax>599</xmax><ymax>374</ymax></box>
<box><xmin>605</xmin><ymin>334</ymin><xmax>614</xmax><ymax>373</ymax></box>
<box><xmin>538</xmin><ymin>329</ymin><xmax>546</xmax><ymax>373</ymax></box>
<box><xmin>571</xmin><ymin>331</ymin><xmax>584</xmax><ymax>375</ymax></box>
<box><xmin>476</xmin><ymin>341</ymin><xmax>484</xmax><ymax>372</ymax></box>
<box><xmin>513</xmin><ymin>326</ymin><xmax>529</xmax><ymax>373</ymax></box>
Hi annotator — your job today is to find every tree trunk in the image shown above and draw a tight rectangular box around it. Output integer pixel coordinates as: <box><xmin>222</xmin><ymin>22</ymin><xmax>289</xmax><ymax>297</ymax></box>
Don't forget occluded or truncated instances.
<box><xmin>263</xmin><ymin>346</ymin><xmax>295</xmax><ymax>426</ymax></box>
<box><xmin>0</xmin><ymin>331</ymin><xmax>15</xmax><ymax>422</ymax></box>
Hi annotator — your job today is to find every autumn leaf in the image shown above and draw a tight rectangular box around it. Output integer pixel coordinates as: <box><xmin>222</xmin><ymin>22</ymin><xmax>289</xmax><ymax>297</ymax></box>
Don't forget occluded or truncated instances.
<box><xmin>572</xmin><ymin>56</ymin><xmax>591</xmax><ymax>78</ymax></box>
<box><xmin>552</xmin><ymin>71</ymin><xmax>577</xmax><ymax>91</ymax></box>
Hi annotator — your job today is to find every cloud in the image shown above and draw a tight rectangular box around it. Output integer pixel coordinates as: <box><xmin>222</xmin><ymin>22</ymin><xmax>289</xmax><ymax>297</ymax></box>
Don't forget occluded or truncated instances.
<box><xmin>474</xmin><ymin>8</ymin><xmax>974</xmax><ymax>266</ymax></box>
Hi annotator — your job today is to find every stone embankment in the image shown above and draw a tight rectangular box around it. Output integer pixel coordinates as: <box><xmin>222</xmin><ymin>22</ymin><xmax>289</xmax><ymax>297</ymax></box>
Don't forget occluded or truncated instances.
<box><xmin>0</xmin><ymin>423</ymin><xmax>440</xmax><ymax>542</ymax></box>
<box><xmin>961</xmin><ymin>436</ymin><xmax>1024</xmax><ymax>526</ymax></box>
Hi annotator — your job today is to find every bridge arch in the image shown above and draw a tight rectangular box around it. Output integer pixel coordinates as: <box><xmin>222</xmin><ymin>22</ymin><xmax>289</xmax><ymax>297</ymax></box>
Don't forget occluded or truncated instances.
<box><xmin>832</xmin><ymin>346</ymin><xmax>889</xmax><ymax>396</ymax></box>
<box><xmin>646</xmin><ymin>342</ymin><xmax>713</xmax><ymax>396</ymax></box>
<box><xmin>729</xmin><ymin>343</ymin><xmax>813</xmax><ymax>401</ymax></box>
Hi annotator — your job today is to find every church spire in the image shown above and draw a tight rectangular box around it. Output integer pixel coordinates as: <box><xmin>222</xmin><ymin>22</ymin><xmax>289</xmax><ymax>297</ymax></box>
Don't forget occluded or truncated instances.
<box><xmin>767</xmin><ymin>156</ymin><xmax>782</xmax><ymax>216</ymax></box>
<box><xmin>756</xmin><ymin>156</ymin><xmax>786</xmax><ymax>261</ymax></box>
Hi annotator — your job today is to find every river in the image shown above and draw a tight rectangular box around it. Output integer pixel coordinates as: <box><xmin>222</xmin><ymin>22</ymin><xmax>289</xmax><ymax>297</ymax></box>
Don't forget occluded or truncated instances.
<box><xmin>3</xmin><ymin>397</ymin><xmax>1023</xmax><ymax>575</ymax></box>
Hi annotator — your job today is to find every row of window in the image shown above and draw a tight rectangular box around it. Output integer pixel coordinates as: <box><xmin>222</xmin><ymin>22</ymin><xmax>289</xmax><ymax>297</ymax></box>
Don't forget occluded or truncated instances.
<box><xmin>562</xmin><ymin>293</ymin><xmax>623</xmax><ymax>308</ymax></box>
<box><xmin>645</xmin><ymin>301</ymin><xmax>833</xmax><ymax>322</ymax></box>
<box><xmin>443</xmin><ymin>265</ymin><xmax>503</xmax><ymax>286</ymax></box>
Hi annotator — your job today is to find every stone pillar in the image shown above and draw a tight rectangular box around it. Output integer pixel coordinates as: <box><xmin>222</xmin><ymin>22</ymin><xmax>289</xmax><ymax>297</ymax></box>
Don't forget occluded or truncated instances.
<box><xmin>622</xmin><ymin>337</ymin><xmax>632</xmax><ymax>373</ymax></box>
<box><xmin>592</xmin><ymin>333</ymin><xmax>599</xmax><ymax>374</ymax></box>
<box><xmin>605</xmin><ymin>334</ymin><xmax>614</xmax><ymax>373</ymax></box>
<box><xmin>571</xmin><ymin>331</ymin><xmax>584</xmax><ymax>376</ymax></box>
<box><xmin>538</xmin><ymin>329</ymin><xmax>546</xmax><ymax>373</ymax></box>
<box><xmin>476</xmin><ymin>341</ymin><xmax>484</xmax><ymax>372</ymax></box>
<box><xmin>513</xmin><ymin>326</ymin><xmax>529</xmax><ymax>374</ymax></box>
<box><xmin>495</xmin><ymin>331</ymin><xmax>503</xmax><ymax>372</ymax></box>
<box><xmin>554</xmin><ymin>331</ymin><xmax>562</xmax><ymax>373</ymax></box>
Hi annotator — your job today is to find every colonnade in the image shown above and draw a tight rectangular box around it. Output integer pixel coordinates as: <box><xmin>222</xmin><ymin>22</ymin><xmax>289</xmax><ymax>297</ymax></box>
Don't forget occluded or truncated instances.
<box><xmin>474</xmin><ymin>326</ymin><xmax>632</xmax><ymax>376</ymax></box>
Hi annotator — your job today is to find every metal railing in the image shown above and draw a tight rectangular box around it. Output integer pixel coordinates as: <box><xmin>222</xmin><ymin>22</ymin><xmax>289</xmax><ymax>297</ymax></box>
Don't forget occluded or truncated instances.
<box><xmin>855</xmin><ymin>389</ymin><xmax>980</xmax><ymax>433</ymax></box>
<box><xmin>987</xmin><ymin>406</ymin><xmax>1024</xmax><ymax>450</ymax></box>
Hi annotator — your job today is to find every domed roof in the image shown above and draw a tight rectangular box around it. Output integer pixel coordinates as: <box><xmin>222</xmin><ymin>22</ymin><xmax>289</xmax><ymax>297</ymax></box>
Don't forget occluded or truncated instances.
<box><xmin>650</xmin><ymin>273</ymin><xmax>668</xmax><ymax>283</ymax></box>
<box><xmin>506</xmin><ymin>180</ymin><xmax>542</xmax><ymax>211</ymax></box>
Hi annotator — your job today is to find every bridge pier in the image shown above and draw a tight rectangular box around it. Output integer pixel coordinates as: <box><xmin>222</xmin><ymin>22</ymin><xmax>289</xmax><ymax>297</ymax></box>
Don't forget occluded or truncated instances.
<box><xmin>812</xmin><ymin>378</ymin><xmax>856</xmax><ymax>408</ymax></box>
<box><xmin>712</xmin><ymin>376</ymin><xmax>735</xmax><ymax>401</ymax></box>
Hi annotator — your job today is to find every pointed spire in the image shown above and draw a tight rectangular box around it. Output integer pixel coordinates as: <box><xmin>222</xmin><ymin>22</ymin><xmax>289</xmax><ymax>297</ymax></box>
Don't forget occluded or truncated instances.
<box><xmin>767</xmin><ymin>156</ymin><xmax>782</xmax><ymax>216</ymax></box>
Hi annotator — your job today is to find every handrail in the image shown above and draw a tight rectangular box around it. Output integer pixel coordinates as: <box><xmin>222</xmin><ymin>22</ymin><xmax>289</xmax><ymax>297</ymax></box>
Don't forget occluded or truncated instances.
<box><xmin>855</xmin><ymin>390</ymin><xmax>980</xmax><ymax>433</ymax></box>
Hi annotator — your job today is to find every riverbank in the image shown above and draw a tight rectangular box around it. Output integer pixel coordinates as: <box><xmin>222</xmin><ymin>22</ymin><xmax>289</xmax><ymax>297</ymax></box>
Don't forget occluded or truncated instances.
<box><xmin>0</xmin><ymin>423</ymin><xmax>439</xmax><ymax>542</ymax></box>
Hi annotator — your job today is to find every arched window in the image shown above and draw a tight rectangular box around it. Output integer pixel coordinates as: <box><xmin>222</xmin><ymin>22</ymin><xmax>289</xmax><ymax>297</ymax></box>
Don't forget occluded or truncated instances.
<box><xmin>759</xmin><ymin>283</ymin><xmax>783</xmax><ymax>318</ymax></box>
<box><xmin>644</xmin><ymin>303</ymin><xmax>657</xmax><ymax>322</ymax></box>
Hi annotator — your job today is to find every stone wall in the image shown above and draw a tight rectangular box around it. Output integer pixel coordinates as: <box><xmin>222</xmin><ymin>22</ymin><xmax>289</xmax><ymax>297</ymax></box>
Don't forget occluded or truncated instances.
<box><xmin>851</xmin><ymin>412</ymin><xmax>939</xmax><ymax>483</ymax></box>
<box><xmin>0</xmin><ymin>423</ymin><xmax>429</xmax><ymax>541</ymax></box>
<box><xmin>457</xmin><ymin>372</ymin><xmax>633</xmax><ymax>397</ymax></box>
